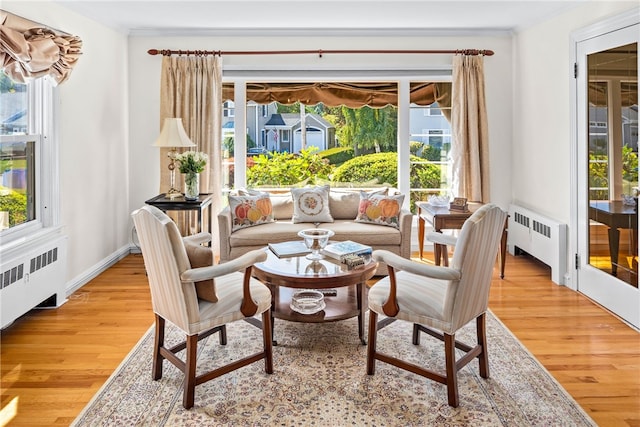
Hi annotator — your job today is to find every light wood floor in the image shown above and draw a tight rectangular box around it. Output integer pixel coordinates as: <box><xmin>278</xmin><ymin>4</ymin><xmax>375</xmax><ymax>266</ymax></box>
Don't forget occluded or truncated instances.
<box><xmin>1</xmin><ymin>252</ymin><xmax>639</xmax><ymax>426</ymax></box>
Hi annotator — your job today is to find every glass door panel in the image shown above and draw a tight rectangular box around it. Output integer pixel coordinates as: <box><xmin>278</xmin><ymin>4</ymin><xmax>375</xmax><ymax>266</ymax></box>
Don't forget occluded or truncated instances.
<box><xmin>577</xmin><ymin>23</ymin><xmax>639</xmax><ymax>328</ymax></box>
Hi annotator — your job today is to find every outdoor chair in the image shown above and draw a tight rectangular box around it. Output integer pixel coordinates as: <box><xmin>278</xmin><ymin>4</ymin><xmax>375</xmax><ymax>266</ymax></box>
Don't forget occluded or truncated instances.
<box><xmin>131</xmin><ymin>205</ymin><xmax>273</xmax><ymax>409</ymax></box>
<box><xmin>366</xmin><ymin>204</ymin><xmax>507</xmax><ymax>407</ymax></box>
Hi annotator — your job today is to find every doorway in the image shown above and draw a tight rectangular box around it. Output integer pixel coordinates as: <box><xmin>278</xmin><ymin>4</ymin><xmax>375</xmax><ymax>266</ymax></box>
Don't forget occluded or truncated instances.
<box><xmin>574</xmin><ymin>13</ymin><xmax>639</xmax><ymax>328</ymax></box>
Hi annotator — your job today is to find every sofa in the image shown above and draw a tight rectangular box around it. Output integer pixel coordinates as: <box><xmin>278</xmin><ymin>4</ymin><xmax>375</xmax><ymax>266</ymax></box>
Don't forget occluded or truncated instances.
<box><xmin>218</xmin><ymin>186</ymin><xmax>413</xmax><ymax>275</ymax></box>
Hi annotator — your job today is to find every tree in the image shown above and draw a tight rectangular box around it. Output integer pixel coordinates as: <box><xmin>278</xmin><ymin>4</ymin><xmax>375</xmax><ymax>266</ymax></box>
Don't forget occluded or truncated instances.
<box><xmin>338</xmin><ymin>105</ymin><xmax>397</xmax><ymax>154</ymax></box>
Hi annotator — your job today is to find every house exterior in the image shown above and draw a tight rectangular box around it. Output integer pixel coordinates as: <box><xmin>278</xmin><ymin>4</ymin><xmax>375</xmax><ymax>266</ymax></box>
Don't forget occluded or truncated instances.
<box><xmin>409</xmin><ymin>103</ymin><xmax>451</xmax><ymax>149</ymax></box>
<box><xmin>223</xmin><ymin>102</ymin><xmax>336</xmax><ymax>154</ymax></box>
<box><xmin>264</xmin><ymin>113</ymin><xmax>336</xmax><ymax>153</ymax></box>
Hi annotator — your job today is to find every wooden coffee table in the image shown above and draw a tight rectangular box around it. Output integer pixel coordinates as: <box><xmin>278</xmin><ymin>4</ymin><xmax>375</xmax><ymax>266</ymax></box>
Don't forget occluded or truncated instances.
<box><xmin>252</xmin><ymin>248</ymin><xmax>377</xmax><ymax>345</ymax></box>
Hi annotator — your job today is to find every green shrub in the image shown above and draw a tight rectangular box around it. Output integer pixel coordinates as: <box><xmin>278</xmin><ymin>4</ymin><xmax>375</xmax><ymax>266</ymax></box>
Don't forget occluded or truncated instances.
<box><xmin>332</xmin><ymin>152</ymin><xmax>397</xmax><ymax>185</ymax></box>
<box><xmin>409</xmin><ymin>141</ymin><xmax>423</xmax><ymax>156</ymax></box>
<box><xmin>421</xmin><ymin>145</ymin><xmax>443</xmax><ymax>161</ymax></box>
<box><xmin>320</xmin><ymin>147</ymin><xmax>354</xmax><ymax>165</ymax></box>
<box><xmin>247</xmin><ymin>148</ymin><xmax>334</xmax><ymax>187</ymax></box>
<box><xmin>0</xmin><ymin>189</ymin><xmax>27</xmax><ymax>226</ymax></box>
<box><xmin>332</xmin><ymin>152</ymin><xmax>443</xmax><ymax>212</ymax></box>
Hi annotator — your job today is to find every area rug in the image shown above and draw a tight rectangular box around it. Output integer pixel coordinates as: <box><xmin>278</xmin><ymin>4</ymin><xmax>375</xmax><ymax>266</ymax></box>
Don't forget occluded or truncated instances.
<box><xmin>72</xmin><ymin>311</ymin><xmax>595</xmax><ymax>426</ymax></box>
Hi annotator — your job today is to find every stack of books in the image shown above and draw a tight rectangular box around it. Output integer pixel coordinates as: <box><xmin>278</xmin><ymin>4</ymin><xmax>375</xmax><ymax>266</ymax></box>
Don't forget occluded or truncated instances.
<box><xmin>268</xmin><ymin>241</ymin><xmax>311</xmax><ymax>258</ymax></box>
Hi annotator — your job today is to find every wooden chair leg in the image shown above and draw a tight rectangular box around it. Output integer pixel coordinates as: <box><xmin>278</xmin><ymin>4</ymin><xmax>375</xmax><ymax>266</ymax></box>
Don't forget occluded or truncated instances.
<box><xmin>444</xmin><ymin>333</ymin><xmax>459</xmax><ymax>407</ymax></box>
<box><xmin>262</xmin><ymin>310</ymin><xmax>274</xmax><ymax>374</ymax></box>
<box><xmin>412</xmin><ymin>323</ymin><xmax>421</xmax><ymax>345</ymax></box>
<box><xmin>183</xmin><ymin>334</ymin><xmax>198</xmax><ymax>409</ymax></box>
<box><xmin>366</xmin><ymin>310</ymin><xmax>378</xmax><ymax>375</ymax></box>
<box><xmin>152</xmin><ymin>314</ymin><xmax>165</xmax><ymax>380</ymax></box>
<box><xmin>219</xmin><ymin>324</ymin><xmax>227</xmax><ymax>345</ymax></box>
<box><xmin>477</xmin><ymin>313</ymin><xmax>489</xmax><ymax>378</ymax></box>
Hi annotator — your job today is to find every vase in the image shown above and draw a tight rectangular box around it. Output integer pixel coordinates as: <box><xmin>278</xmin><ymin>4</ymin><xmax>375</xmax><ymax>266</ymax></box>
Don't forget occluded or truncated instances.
<box><xmin>183</xmin><ymin>172</ymin><xmax>199</xmax><ymax>201</ymax></box>
<box><xmin>298</xmin><ymin>228</ymin><xmax>334</xmax><ymax>260</ymax></box>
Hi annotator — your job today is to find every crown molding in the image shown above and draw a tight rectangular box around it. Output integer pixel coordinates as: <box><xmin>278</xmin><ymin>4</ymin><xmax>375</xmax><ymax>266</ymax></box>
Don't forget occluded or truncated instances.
<box><xmin>130</xmin><ymin>27</ymin><xmax>513</xmax><ymax>38</ymax></box>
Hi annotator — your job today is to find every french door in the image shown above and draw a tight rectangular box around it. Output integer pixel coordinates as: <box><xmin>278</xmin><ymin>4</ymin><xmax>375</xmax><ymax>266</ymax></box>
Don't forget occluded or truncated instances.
<box><xmin>575</xmin><ymin>17</ymin><xmax>639</xmax><ymax>328</ymax></box>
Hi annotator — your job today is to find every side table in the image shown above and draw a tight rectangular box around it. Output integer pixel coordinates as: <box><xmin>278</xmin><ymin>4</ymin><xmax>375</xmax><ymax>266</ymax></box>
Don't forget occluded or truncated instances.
<box><xmin>145</xmin><ymin>193</ymin><xmax>213</xmax><ymax>236</ymax></box>
<box><xmin>416</xmin><ymin>201</ymin><xmax>508</xmax><ymax>278</ymax></box>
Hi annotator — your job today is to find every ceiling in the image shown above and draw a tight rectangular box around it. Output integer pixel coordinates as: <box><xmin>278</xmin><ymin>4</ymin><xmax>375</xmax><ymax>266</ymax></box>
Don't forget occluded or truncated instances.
<box><xmin>53</xmin><ymin>0</ymin><xmax>592</xmax><ymax>36</ymax></box>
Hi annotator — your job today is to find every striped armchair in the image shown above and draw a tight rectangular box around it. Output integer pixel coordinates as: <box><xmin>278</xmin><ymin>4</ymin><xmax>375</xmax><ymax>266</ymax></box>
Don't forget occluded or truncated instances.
<box><xmin>366</xmin><ymin>204</ymin><xmax>508</xmax><ymax>407</ymax></box>
<box><xmin>131</xmin><ymin>205</ymin><xmax>273</xmax><ymax>409</ymax></box>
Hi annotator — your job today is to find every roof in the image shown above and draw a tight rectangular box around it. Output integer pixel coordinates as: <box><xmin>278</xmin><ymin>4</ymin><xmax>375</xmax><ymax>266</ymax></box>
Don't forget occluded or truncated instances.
<box><xmin>265</xmin><ymin>113</ymin><xmax>334</xmax><ymax>130</ymax></box>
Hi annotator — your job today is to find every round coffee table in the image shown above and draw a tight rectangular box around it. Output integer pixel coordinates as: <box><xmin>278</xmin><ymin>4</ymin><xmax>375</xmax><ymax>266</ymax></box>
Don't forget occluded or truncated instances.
<box><xmin>252</xmin><ymin>248</ymin><xmax>378</xmax><ymax>345</ymax></box>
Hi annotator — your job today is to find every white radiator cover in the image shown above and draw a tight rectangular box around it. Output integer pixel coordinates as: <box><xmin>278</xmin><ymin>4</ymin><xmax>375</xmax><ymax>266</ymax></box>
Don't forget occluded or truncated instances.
<box><xmin>1</xmin><ymin>233</ymin><xmax>68</xmax><ymax>329</ymax></box>
<box><xmin>508</xmin><ymin>205</ymin><xmax>568</xmax><ymax>285</ymax></box>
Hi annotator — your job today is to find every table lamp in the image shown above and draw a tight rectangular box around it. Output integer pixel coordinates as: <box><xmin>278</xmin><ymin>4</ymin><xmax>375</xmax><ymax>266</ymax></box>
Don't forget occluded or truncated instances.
<box><xmin>153</xmin><ymin>118</ymin><xmax>195</xmax><ymax>199</ymax></box>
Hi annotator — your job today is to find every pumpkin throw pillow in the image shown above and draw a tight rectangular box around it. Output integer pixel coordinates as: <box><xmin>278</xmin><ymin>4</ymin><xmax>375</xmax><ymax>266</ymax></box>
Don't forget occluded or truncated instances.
<box><xmin>355</xmin><ymin>192</ymin><xmax>405</xmax><ymax>229</ymax></box>
<box><xmin>228</xmin><ymin>192</ymin><xmax>274</xmax><ymax>231</ymax></box>
<box><xmin>291</xmin><ymin>185</ymin><xmax>334</xmax><ymax>223</ymax></box>
<box><xmin>184</xmin><ymin>242</ymin><xmax>217</xmax><ymax>303</ymax></box>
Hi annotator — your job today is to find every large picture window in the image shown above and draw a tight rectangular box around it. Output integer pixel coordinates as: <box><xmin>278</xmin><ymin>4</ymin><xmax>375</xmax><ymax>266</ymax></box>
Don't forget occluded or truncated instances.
<box><xmin>221</xmin><ymin>79</ymin><xmax>452</xmax><ymax>212</ymax></box>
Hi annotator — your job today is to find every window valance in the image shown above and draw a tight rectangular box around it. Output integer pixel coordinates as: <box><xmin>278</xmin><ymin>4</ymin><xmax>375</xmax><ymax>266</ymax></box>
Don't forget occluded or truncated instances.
<box><xmin>0</xmin><ymin>9</ymin><xmax>82</xmax><ymax>85</ymax></box>
<box><xmin>222</xmin><ymin>81</ymin><xmax>450</xmax><ymax>107</ymax></box>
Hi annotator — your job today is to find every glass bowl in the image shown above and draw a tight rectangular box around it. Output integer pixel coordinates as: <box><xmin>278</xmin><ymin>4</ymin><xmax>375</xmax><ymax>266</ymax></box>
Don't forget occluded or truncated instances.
<box><xmin>298</xmin><ymin>228</ymin><xmax>335</xmax><ymax>260</ymax></box>
<box><xmin>290</xmin><ymin>290</ymin><xmax>326</xmax><ymax>314</ymax></box>
<box><xmin>428</xmin><ymin>194</ymin><xmax>450</xmax><ymax>207</ymax></box>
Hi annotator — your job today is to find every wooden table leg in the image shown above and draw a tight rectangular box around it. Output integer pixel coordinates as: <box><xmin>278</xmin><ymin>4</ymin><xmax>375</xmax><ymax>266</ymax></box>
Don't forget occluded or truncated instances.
<box><xmin>442</xmin><ymin>245</ymin><xmax>449</xmax><ymax>267</ymax></box>
<box><xmin>357</xmin><ymin>282</ymin><xmax>366</xmax><ymax>345</ymax></box>
<box><xmin>608</xmin><ymin>227</ymin><xmax>621</xmax><ymax>276</ymax></box>
<box><xmin>269</xmin><ymin>283</ymin><xmax>277</xmax><ymax>345</ymax></box>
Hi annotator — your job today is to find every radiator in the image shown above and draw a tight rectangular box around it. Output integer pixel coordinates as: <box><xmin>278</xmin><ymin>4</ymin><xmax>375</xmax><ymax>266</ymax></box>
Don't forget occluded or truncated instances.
<box><xmin>508</xmin><ymin>205</ymin><xmax>567</xmax><ymax>285</ymax></box>
<box><xmin>1</xmin><ymin>233</ymin><xmax>68</xmax><ymax>329</ymax></box>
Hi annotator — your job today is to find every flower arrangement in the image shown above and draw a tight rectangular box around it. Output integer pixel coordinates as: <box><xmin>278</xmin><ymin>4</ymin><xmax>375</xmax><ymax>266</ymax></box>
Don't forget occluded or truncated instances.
<box><xmin>175</xmin><ymin>151</ymin><xmax>208</xmax><ymax>174</ymax></box>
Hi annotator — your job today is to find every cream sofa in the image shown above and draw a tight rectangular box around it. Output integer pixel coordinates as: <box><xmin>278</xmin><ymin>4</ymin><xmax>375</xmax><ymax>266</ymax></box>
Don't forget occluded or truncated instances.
<box><xmin>218</xmin><ymin>189</ymin><xmax>413</xmax><ymax>275</ymax></box>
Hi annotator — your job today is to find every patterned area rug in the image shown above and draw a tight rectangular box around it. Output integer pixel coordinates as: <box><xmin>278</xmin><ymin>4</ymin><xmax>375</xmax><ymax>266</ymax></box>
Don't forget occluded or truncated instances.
<box><xmin>72</xmin><ymin>311</ymin><xmax>595</xmax><ymax>426</ymax></box>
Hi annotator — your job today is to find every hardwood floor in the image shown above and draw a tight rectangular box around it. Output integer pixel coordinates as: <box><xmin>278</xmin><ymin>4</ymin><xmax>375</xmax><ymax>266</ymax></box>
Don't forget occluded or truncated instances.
<box><xmin>1</xmin><ymin>252</ymin><xmax>639</xmax><ymax>426</ymax></box>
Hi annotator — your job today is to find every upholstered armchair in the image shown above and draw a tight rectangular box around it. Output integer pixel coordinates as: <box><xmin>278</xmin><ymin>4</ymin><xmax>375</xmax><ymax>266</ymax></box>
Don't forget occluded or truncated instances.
<box><xmin>366</xmin><ymin>204</ymin><xmax>508</xmax><ymax>407</ymax></box>
<box><xmin>131</xmin><ymin>205</ymin><xmax>273</xmax><ymax>409</ymax></box>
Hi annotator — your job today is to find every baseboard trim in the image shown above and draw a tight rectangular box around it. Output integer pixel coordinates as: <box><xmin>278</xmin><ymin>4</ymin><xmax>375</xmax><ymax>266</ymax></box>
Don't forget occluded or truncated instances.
<box><xmin>65</xmin><ymin>244</ymin><xmax>134</xmax><ymax>296</ymax></box>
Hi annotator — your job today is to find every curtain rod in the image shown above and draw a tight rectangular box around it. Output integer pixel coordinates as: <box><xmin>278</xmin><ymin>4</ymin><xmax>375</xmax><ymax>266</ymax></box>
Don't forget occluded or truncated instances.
<box><xmin>147</xmin><ymin>48</ymin><xmax>494</xmax><ymax>57</ymax></box>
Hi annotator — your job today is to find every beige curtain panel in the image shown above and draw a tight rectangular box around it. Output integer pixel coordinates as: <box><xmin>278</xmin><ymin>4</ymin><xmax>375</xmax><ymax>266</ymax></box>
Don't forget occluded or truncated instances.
<box><xmin>160</xmin><ymin>55</ymin><xmax>223</xmax><ymax>252</ymax></box>
<box><xmin>450</xmin><ymin>54</ymin><xmax>490</xmax><ymax>203</ymax></box>
<box><xmin>0</xmin><ymin>10</ymin><xmax>82</xmax><ymax>85</ymax></box>
<box><xmin>223</xmin><ymin>81</ymin><xmax>448</xmax><ymax>107</ymax></box>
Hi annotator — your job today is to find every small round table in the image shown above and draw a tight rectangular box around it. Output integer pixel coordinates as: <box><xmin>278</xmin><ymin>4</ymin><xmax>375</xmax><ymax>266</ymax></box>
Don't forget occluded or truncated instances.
<box><xmin>252</xmin><ymin>248</ymin><xmax>378</xmax><ymax>345</ymax></box>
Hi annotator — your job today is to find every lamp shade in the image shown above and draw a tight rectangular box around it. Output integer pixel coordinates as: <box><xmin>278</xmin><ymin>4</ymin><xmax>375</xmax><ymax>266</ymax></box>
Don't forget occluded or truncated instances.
<box><xmin>153</xmin><ymin>118</ymin><xmax>196</xmax><ymax>148</ymax></box>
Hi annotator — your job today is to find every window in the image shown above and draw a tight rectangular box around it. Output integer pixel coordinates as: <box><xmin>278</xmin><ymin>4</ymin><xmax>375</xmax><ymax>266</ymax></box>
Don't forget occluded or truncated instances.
<box><xmin>0</xmin><ymin>72</ymin><xmax>56</xmax><ymax>242</ymax></box>
<box><xmin>222</xmin><ymin>79</ymin><xmax>452</xmax><ymax>212</ymax></box>
<box><xmin>223</xmin><ymin>101</ymin><xmax>235</xmax><ymax>118</ymax></box>
<box><xmin>410</xmin><ymin>100</ymin><xmax>452</xmax><ymax>209</ymax></box>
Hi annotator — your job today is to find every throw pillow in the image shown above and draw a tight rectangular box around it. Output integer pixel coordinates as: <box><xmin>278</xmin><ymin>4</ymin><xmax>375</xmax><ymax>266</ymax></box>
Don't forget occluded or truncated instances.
<box><xmin>355</xmin><ymin>192</ymin><xmax>405</xmax><ymax>229</ymax></box>
<box><xmin>291</xmin><ymin>185</ymin><xmax>334</xmax><ymax>223</ymax></box>
<box><xmin>228</xmin><ymin>193</ymin><xmax>274</xmax><ymax>231</ymax></box>
<box><xmin>329</xmin><ymin>188</ymin><xmax>388</xmax><ymax>219</ymax></box>
<box><xmin>184</xmin><ymin>243</ymin><xmax>217</xmax><ymax>303</ymax></box>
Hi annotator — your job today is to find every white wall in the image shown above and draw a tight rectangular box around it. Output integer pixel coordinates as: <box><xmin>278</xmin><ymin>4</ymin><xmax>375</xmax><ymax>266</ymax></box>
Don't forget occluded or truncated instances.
<box><xmin>2</xmin><ymin>2</ymin><xmax>130</xmax><ymax>289</ymax></box>
<box><xmin>128</xmin><ymin>34</ymin><xmax>514</xmax><ymax>214</ymax></box>
<box><xmin>512</xmin><ymin>1</ymin><xmax>637</xmax><ymax>224</ymax></box>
